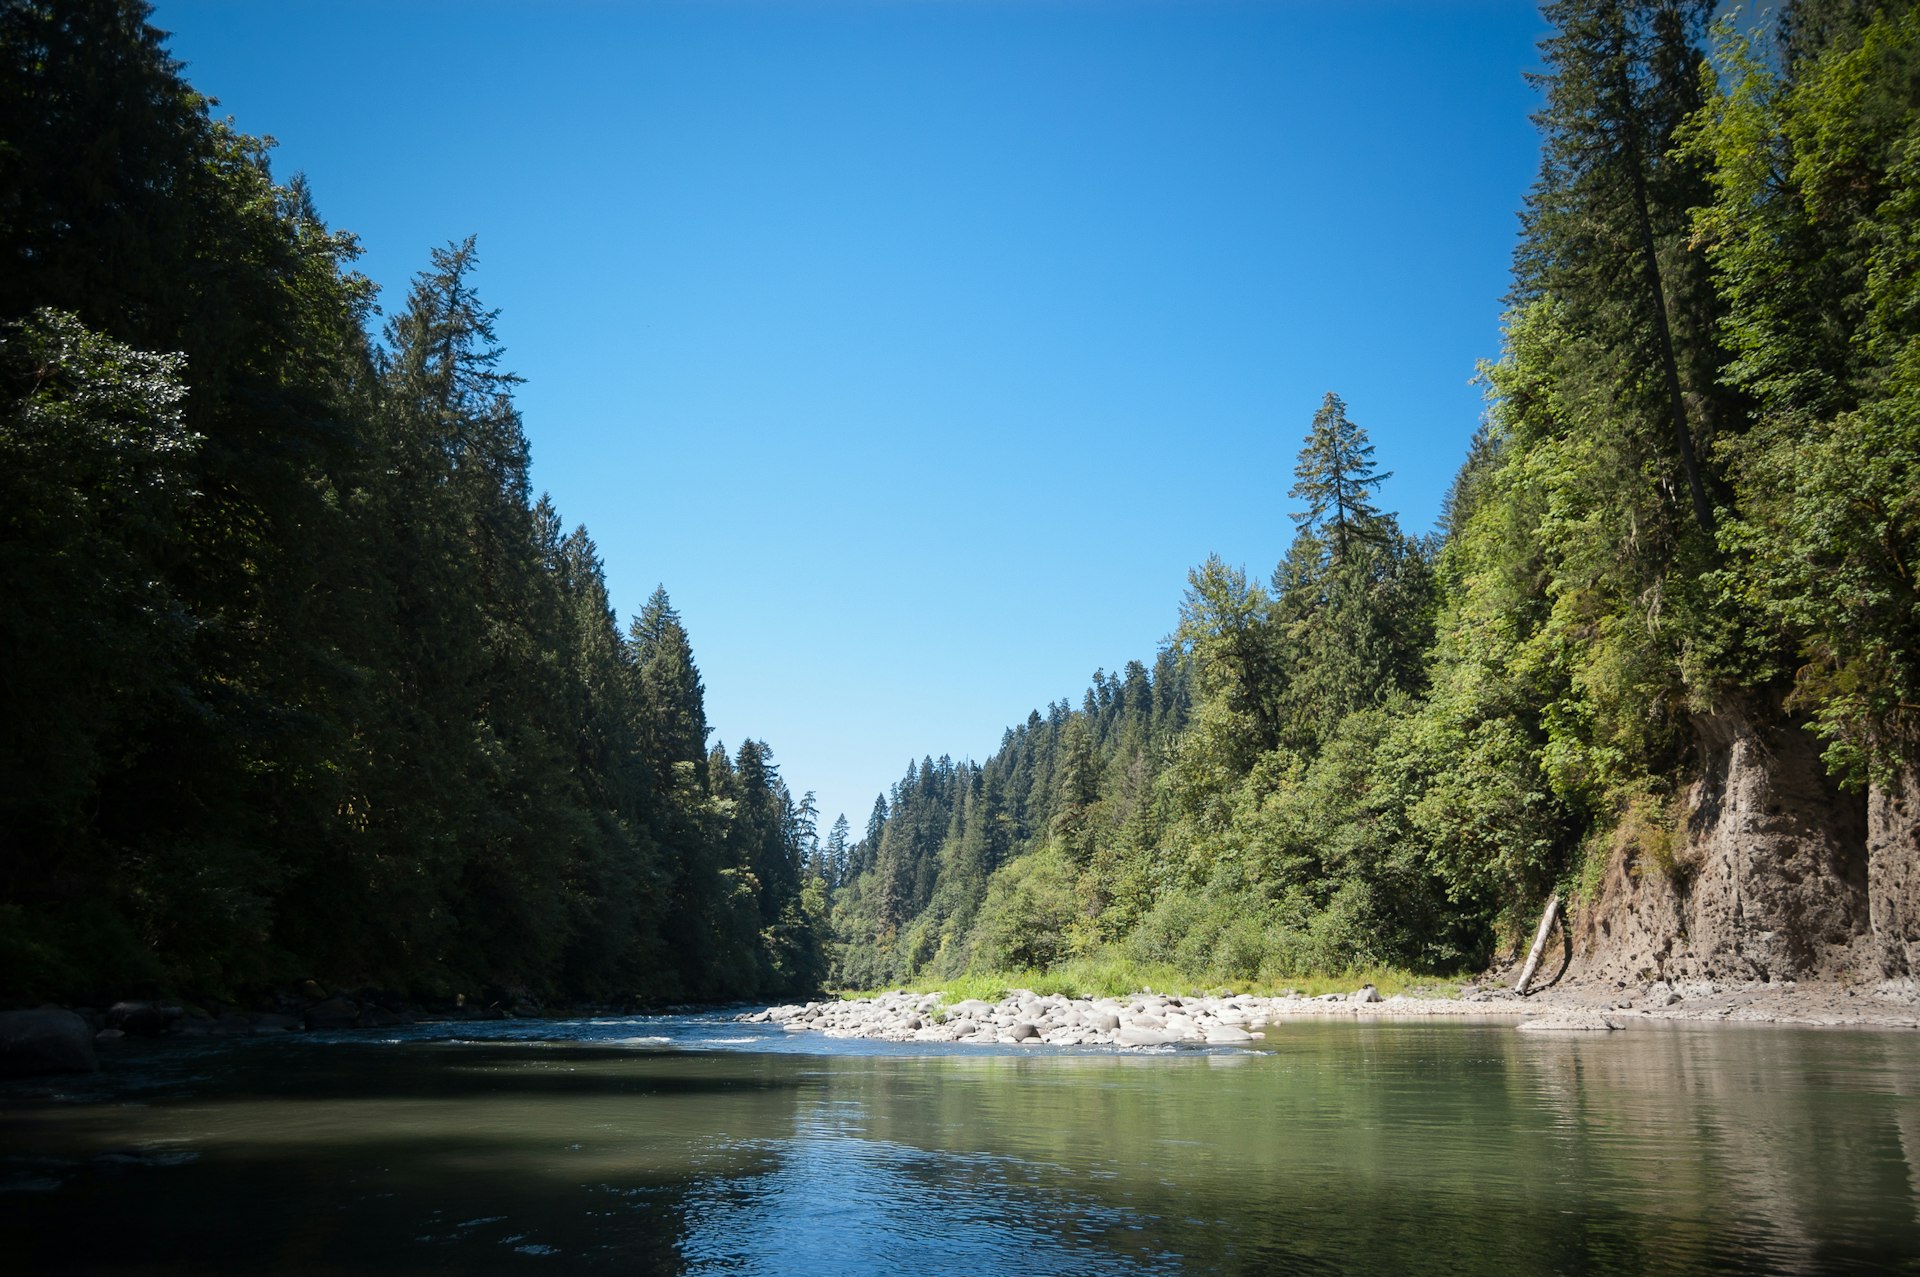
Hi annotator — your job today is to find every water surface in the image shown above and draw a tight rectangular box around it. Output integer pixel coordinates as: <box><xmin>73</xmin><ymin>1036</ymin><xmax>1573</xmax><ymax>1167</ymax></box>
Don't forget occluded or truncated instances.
<box><xmin>3</xmin><ymin>1013</ymin><xmax>1917</xmax><ymax>1274</ymax></box>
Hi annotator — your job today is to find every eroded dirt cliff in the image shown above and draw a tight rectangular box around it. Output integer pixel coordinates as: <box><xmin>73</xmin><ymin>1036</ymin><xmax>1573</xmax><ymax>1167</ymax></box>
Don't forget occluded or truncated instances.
<box><xmin>1869</xmin><ymin>766</ymin><xmax>1920</xmax><ymax>980</ymax></box>
<box><xmin>1570</xmin><ymin>706</ymin><xmax>1916</xmax><ymax>988</ymax></box>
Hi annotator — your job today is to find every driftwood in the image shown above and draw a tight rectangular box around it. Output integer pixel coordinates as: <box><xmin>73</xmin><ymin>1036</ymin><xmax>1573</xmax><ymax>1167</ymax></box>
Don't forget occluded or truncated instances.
<box><xmin>1513</xmin><ymin>892</ymin><xmax>1563</xmax><ymax>996</ymax></box>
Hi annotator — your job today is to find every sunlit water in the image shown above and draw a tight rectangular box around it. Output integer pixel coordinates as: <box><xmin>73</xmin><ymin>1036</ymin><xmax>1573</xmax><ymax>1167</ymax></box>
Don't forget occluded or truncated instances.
<box><xmin>3</xmin><ymin>1012</ymin><xmax>1918</xmax><ymax>1274</ymax></box>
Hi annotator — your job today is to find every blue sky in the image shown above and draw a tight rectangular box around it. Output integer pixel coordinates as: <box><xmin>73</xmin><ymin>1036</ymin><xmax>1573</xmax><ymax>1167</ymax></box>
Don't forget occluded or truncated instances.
<box><xmin>154</xmin><ymin>0</ymin><xmax>1549</xmax><ymax>834</ymax></box>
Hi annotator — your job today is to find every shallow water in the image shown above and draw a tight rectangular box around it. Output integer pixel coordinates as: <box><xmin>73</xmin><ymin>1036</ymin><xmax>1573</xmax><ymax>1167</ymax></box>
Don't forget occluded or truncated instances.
<box><xmin>3</xmin><ymin>1013</ymin><xmax>1917</xmax><ymax>1274</ymax></box>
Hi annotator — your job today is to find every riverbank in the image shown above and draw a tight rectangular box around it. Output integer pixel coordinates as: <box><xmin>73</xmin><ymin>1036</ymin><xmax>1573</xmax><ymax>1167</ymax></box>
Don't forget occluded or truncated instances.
<box><xmin>1518</xmin><ymin>975</ymin><xmax>1920</xmax><ymax>1029</ymax></box>
<box><xmin>744</xmin><ymin>976</ymin><xmax>1920</xmax><ymax>1046</ymax></box>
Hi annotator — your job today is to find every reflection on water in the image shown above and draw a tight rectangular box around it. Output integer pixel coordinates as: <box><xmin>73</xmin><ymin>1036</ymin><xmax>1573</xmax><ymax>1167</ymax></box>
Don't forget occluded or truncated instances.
<box><xmin>2</xmin><ymin>1016</ymin><xmax>1917</xmax><ymax>1274</ymax></box>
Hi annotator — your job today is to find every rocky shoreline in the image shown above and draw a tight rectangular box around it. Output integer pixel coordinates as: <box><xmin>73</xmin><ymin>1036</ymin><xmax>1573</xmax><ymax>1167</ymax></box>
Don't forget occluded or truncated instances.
<box><xmin>743</xmin><ymin>976</ymin><xmax>1920</xmax><ymax>1047</ymax></box>
<box><xmin>0</xmin><ymin>984</ymin><xmax>628</xmax><ymax>1078</ymax></box>
<box><xmin>7</xmin><ymin>974</ymin><xmax>1914</xmax><ymax>1078</ymax></box>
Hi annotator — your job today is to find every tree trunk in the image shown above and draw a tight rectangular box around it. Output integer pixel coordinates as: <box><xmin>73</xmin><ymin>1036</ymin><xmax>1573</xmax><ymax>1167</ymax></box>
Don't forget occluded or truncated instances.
<box><xmin>1514</xmin><ymin>892</ymin><xmax>1564</xmax><ymax>996</ymax></box>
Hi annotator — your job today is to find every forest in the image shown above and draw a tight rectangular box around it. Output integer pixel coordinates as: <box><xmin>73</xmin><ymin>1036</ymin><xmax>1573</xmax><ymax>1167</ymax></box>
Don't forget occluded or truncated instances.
<box><xmin>828</xmin><ymin>0</ymin><xmax>1920</xmax><ymax>990</ymax></box>
<box><xmin>0</xmin><ymin>0</ymin><xmax>828</xmax><ymax>1004</ymax></box>
<box><xmin>3</xmin><ymin>0</ymin><xmax>1917</xmax><ymax>1007</ymax></box>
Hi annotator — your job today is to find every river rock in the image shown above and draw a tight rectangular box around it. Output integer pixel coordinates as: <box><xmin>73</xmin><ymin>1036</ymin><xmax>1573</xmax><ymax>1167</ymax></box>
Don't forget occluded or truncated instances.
<box><xmin>107</xmin><ymin>1001</ymin><xmax>181</xmax><ymax>1037</ymax></box>
<box><xmin>304</xmin><ymin>997</ymin><xmax>361</xmax><ymax>1030</ymax></box>
<box><xmin>1116</xmin><ymin>1026</ymin><xmax>1175</xmax><ymax>1048</ymax></box>
<box><xmin>0</xmin><ymin>1008</ymin><xmax>97</xmax><ymax>1076</ymax></box>
<box><xmin>1010</xmin><ymin>1022</ymin><xmax>1041</xmax><ymax>1041</ymax></box>
<box><xmin>1350</xmin><ymin>985</ymin><xmax>1382</xmax><ymax>1004</ymax></box>
<box><xmin>1204</xmin><ymin>1025</ymin><xmax>1255</xmax><ymax>1044</ymax></box>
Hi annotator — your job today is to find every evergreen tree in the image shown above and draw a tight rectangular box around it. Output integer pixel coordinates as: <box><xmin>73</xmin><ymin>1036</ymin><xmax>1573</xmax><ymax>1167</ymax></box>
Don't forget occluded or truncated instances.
<box><xmin>1049</xmin><ymin>718</ymin><xmax>1099</xmax><ymax>865</ymax></box>
<box><xmin>1289</xmin><ymin>392</ymin><xmax>1392</xmax><ymax>557</ymax></box>
<box><xmin>630</xmin><ymin>586</ymin><xmax>710</xmax><ymax>782</ymax></box>
<box><xmin>1690</xmin><ymin>0</ymin><xmax>1920</xmax><ymax>778</ymax></box>
<box><xmin>823</xmin><ymin>814</ymin><xmax>852</xmax><ymax>887</ymax></box>
<box><xmin>1517</xmin><ymin>0</ymin><xmax>1727</xmax><ymax>537</ymax></box>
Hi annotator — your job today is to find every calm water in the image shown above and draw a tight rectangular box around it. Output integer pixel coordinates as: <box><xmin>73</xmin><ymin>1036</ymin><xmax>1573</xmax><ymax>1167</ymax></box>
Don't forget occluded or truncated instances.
<box><xmin>3</xmin><ymin>1013</ymin><xmax>1918</xmax><ymax>1274</ymax></box>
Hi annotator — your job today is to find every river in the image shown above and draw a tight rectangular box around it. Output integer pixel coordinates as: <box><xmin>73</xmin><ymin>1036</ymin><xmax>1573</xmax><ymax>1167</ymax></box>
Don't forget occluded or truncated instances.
<box><xmin>3</xmin><ymin>1012</ymin><xmax>1917</xmax><ymax>1273</ymax></box>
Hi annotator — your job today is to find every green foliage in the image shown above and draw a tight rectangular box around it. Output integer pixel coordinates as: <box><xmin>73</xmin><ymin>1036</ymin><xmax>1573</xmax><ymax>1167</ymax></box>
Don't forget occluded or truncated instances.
<box><xmin>833</xmin><ymin>2</ymin><xmax>1920</xmax><ymax>991</ymax></box>
<box><xmin>1691</xmin><ymin>3</ymin><xmax>1920</xmax><ymax>780</ymax></box>
<box><xmin>0</xmin><ymin>309</ymin><xmax>196</xmax><ymax>841</ymax></box>
<box><xmin>1179</xmin><ymin>556</ymin><xmax>1280</xmax><ymax>754</ymax></box>
<box><xmin>0</xmin><ymin>1</ymin><xmax>823</xmax><ymax>1003</ymax></box>
<box><xmin>1518</xmin><ymin>0</ymin><xmax>1729</xmax><ymax>538</ymax></box>
<box><xmin>833</xmin><ymin>396</ymin><xmax>1472</xmax><ymax>989</ymax></box>
<box><xmin>9</xmin><ymin>0</ymin><xmax>1914</xmax><ymax>1008</ymax></box>
<box><xmin>840</xmin><ymin>958</ymin><xmax>1458</xmax><ymax>1004</ymax></box>
<box><xmin>965</xmin><ymin>844</ymin><xmax>1085</xmax><ymax>972</ymax></box>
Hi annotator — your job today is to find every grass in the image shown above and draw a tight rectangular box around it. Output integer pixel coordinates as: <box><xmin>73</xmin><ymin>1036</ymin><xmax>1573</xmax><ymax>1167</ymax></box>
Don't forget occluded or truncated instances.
<box><xmin>832</xmin><ymin>956</ymin><xmax>1467</xmax><ymax>1005</ymax></box>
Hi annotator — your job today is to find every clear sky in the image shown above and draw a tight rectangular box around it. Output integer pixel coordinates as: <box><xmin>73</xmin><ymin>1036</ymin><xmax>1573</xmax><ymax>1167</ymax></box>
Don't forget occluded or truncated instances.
<box><xmin>152</xmin><ymin>0</ymin><xmax>1549</xmax><ymax>836</ymax></box>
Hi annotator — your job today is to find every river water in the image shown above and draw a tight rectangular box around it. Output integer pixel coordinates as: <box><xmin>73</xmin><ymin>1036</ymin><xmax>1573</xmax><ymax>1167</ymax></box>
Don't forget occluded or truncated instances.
<box><xmin>3</xmin><ymin>1012</ymin><xmax>1918</xmax><ymax>1274</ymax></box>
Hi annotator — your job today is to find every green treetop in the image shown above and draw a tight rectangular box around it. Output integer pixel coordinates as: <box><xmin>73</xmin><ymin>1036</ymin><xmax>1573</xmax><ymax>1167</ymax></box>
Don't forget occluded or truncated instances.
<box><xmin>1289</xmin><ymin>392</ymin><xmax>1392</xmax><ymax>559</ymax></box>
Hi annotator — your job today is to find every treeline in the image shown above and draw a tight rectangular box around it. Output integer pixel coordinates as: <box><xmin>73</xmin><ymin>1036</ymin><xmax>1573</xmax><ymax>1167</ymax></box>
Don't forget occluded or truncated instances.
<box><xmin>0</xmin><ymin>0</ymin><xmax>825</xmax><ymax>1003</ymax></box>
<box><xmin>832</xmin><ymin>0</ymin><xmax>1920</xmax><ymax>987</ymax></box>
<box><xmin>829</xmin><ymin>655</ymin><xmax>1193</xmax><ymax>987</ymax></box>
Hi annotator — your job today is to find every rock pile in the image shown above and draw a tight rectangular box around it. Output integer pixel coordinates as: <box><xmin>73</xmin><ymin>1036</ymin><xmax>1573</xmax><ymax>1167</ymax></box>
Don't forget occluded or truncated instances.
<box><xmin>744</xmin><ymin>990</ymin><xmax>1267</xmax><ymax>1046</ymax></box>
<box><xmin>742</xmin><ymin>986</ymin><xmax>1453</xmax><ymax>1048</ymax></box>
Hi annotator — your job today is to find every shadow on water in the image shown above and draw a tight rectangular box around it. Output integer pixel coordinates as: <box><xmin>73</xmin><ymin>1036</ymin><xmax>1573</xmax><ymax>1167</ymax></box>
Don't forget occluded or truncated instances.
<box><xmin>2</xmin><ymin>1019</ymin><xmax>1918</xmax><ymax>1274</ymax></box>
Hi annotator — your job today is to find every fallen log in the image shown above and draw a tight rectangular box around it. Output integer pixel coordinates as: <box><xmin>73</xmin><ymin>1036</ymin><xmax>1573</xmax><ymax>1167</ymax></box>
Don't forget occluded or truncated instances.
<box><xmin>1513</xmin><ymin>892</ymin><xmax>1563</xmax><ymax>996</ymax></box>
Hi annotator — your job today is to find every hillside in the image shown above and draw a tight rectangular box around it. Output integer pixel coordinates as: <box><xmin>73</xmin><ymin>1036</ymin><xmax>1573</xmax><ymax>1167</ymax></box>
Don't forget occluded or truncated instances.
<box><xmin>829</xmin><ymin>0</ymin><xmax>1920</xmax><ymax>994</ymax></box>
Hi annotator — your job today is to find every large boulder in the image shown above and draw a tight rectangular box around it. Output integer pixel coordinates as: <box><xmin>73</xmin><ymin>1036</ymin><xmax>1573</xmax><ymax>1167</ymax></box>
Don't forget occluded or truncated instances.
<box><xmin>303</xmin><ymin>997</ymin><xmax>361</xmax><ymax>1030</ymax></box>
<box><xmin>106</xmin><ymin>1001</ymin><xmax>181</xmax><ymax>1036</ymax></box>
<box><xmin>1116</xmin><ymin>1026</ymin><xmax>1176</xmax><ymax>1048</ymax></box>
<box><xmin>0</xmin><ymin>1008</ymin><xmax>98</xmax><ymax>1076</ymax></box>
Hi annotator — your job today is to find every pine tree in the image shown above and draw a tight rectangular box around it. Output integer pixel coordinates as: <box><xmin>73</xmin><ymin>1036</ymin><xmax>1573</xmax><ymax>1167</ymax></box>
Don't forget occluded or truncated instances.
<box><xmin>630</xmin><ymin>586</ymin><xmax>710</xmax><ymax>782</ymax></box>
<box><xmin>1049</xmin><ymin>717</ymin><xmax>1099</xmax><ymax>865</ymax></box>
<box><xmin>823</xmin><ymin>813</ymin><xmax>852</xmax><ymax>887</ymax></box>
<box><xmin>1518</xmin><ymin>0</ymin><xmax>1726</xmax><ymax>536</ymax></box>
<box><xmin>1288</xmin><ymin>392</ymin><xmax>1391</xmax><ymax>558</ymax></box>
